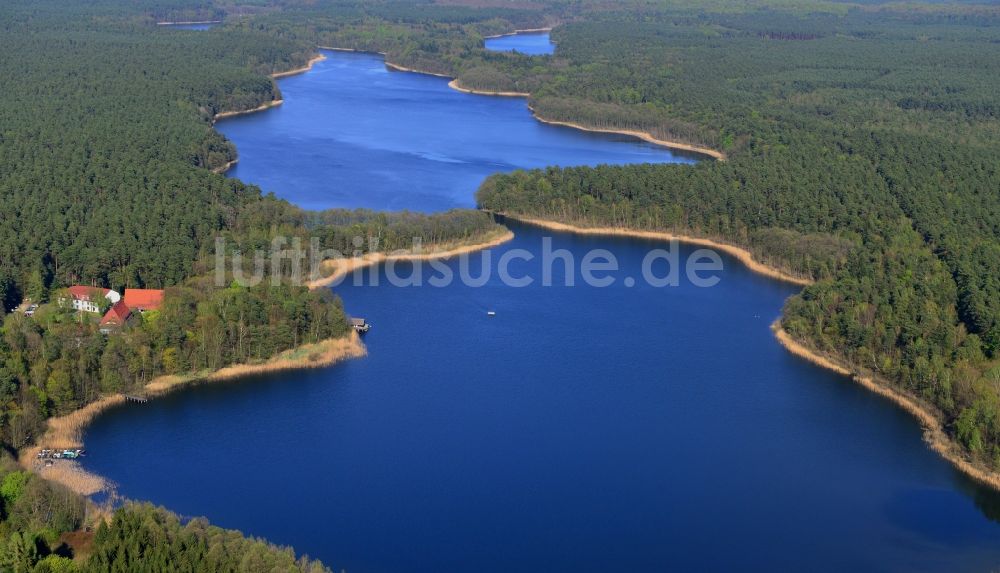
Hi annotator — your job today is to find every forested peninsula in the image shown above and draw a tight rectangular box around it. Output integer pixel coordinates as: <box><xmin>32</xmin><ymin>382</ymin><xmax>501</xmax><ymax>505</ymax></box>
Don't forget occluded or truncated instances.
<box><xmin>1</xmin><ymin>0</ymin><xmax>999</xmax><ymax>569</ymax></box>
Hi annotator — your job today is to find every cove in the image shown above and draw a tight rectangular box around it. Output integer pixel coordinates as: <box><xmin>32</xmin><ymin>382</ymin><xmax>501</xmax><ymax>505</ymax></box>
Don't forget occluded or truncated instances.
<box><xmin>82</xmin><ymin>36</ymin><xmax>1000</xmax><ymax>572</ymax></box>
<box><xmin>214</xmin><ymin>48</ymin><xmax>695</xmax><ymax>212</ymax></box>
<box><xmin>83</xmin><ymin>222</ymin><xmax>1000</xmax><ymax>571</ymax></box>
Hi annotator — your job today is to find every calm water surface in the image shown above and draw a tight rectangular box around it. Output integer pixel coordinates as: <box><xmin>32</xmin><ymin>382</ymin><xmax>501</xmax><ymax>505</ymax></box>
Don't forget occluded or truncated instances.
<box><xmin>485</xmin><ymin>31</ymin><xmax>555</xmax><ymax>55</ymax></box>
<box><xmin>83</xmin><ymin>34</ymin><xmax>1000</xmax><ymax>572</ymax></box>
<box><xmin>216</xmin><ymin>49</ymin><xmax>692</xmax><ymax>211</ymax></box>
<box><xmin>159</xmin><ymin>22</ymin><xmax>217</xmax><ymax>30</ymax></box>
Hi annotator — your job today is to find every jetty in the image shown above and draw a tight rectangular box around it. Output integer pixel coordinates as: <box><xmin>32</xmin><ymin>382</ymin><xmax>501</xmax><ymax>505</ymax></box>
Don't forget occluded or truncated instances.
<box><xmin>36</xmin><ymin>448</ymin><xmax>85</xmax><ymax>460</ymax></box>
<box><xmin>123</xmin><ymin>394</ymin><xmax>148</xmax><ymax>403</ymax></box>
<box><xmin>350</xmin><ymin>317</ymin><xmax>371</xmax><ymax>333</ymax></box>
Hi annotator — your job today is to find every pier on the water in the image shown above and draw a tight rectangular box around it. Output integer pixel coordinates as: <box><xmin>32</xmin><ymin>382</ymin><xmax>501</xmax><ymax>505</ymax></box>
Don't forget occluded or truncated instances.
<box><xmin>351</xmin><ymin>317</ymin><xmax>371</xmax><ymax>333</ymax></box>
<box><xmin>123</xmin><ymin>394</ymin><xmax>148</xmax><ymax>403</ymax></box>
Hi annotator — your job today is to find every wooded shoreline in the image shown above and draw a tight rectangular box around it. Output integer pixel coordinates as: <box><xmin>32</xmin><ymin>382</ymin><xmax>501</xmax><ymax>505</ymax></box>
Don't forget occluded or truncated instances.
<box><xmin>498</xmin><ymin>214</ymin><xmax>811</xmax><ymax>285</ymax></box>
<box><xmin>497</xmin><ymin>212</ymin><xmax>1000</xmax><ymax>492</ymax></box>
<box><xmin>772</xmin><ymin>325</ymin><xmax>1000</xmax><ymax>492</ymax></box>
<box><xmin>306</xmin><ymin>229</ymin><xmax>515</xmax><ymax>289</ymax></box>
<box><xmin>312</xmin><ymin>47</ymin><xmax>725</xmax><ymax>161</ymax></box>
<box><xmin>155</xmin><ymin>20</ymin><xmax>222</xmax><ymax>26</ymax></box>
<box><xmin>272</xmin><ymin>53</ymin><xmax>327</xmax><ymax>79</ymax></box>
<box><xmin>213</xmin><ymin>99</ymin><xmax>282</xmax><ymax>122</ymax></box>
<box><xmin>21</xmin><ymin>333</ymin><xmax>366</xmax><ymax>496</ymax></box>
<box><xmin>212</xmin><ymin>53</ymin><xmax>326</xmax><ymax>122</ymax></box>
<box><xmin>482</xmin><ymin>27</ymin><xmax>553</xmax><ymax>40</ymax></box>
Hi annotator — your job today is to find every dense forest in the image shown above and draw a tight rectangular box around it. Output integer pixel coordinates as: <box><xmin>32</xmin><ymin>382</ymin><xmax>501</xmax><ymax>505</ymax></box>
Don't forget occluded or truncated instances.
<box><xmin>3</xmin><ymin>0</ymin><xmax>1000</xmax><ymax>568</ymax></box>
<box><xmin>0</xmin><ymin>456</ymin><xmax>329</xmax><ymax>571</ymax></box>
<box><xmin>0</xmin><ymin>0</ymin><xmax>506</xmax><ymax>568</ymax></box>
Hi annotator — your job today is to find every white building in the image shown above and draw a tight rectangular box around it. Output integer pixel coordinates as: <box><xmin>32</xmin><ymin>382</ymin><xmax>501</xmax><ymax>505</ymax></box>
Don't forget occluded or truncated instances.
<box><xmin>61</xmin><ymin>285</ymin><xmax>121</xmax><ymax>314</ymax></box>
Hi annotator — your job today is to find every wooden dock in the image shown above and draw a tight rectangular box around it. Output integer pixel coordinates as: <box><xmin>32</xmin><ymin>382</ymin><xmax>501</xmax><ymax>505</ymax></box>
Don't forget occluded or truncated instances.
<box><xmin>123</xmin><ymin>394</ymin><xmax>148</xmax><ymax>403</ymax></box>
<box><xmin>350</xmin><ymin>317</ymin><xmax>371</xmax><ymax>333</ymax></box>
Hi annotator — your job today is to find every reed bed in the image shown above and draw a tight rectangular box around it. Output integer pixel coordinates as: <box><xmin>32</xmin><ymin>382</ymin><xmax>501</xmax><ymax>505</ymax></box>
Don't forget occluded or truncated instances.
<box><xmin>32</xmin><ymin>461</ymin><xmax>109</xmax><ymax>497</ymax></box>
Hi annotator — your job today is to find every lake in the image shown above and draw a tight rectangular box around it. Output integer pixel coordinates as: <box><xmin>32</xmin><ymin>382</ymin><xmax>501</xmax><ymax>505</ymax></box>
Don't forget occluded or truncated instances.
<box><xmin>158</xmin><ymin>22</ymin><xmax>218</xmax><ymax>31</ymax></box>
<box><xmin>83</xmin><ymin>34</ymin><xmax>1000</xmax><ymax>572</ymax></box>
<box><xmin>215</xmin><ymin>48</ymin><xmax>692</xmax><ymax>212</ymax></box>
<box><xmin>485</xmin><ymin>31</ymin><xmax>555</xmax><ymax>55</ymax></box>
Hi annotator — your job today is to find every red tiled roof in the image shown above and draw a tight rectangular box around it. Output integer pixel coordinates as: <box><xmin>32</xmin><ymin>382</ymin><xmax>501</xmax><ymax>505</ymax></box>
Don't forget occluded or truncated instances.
<box><xmin>67</xmin><ymin>285</ymin><xmax>110</xmax><ymax>301</ymax></box>
<box><xmin>123</xmin><ymin>289</ymin><xmax>164</xmax><ymax>311</ymax></box>
<box><xmin>100</xmin><ymin>301</ymin><xmax>131</xmax><ymax>326</ymax></box>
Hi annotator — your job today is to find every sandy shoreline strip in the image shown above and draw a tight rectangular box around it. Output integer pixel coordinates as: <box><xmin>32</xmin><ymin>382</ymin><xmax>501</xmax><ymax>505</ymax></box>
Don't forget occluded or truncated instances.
<box><xmin>212</xmin><ymin>54</ymin><xmax>325</xmax><ymax>122</ymax></box>
<box><xmin>156</xmin><ymin>20</ymin><xmax>222</xmax><ymax>26</ymax></box>
<box><xmin>483</xmin><ymin>27</ymin><xmax>553</xmax><ymax>40</ymax></box>
<box><xmin>272</xmin><ymin>53</ymin><xmax>327</xmax><ymax>79</ymax></box>
<box><xmin>526</xmin><ymin>106</ymin><xmax>726</xmax><ymax>160</ymax></box>
<box><xmin>498</xmin><ymin>214</ymin><xmax>811</xmax><ymax>286</ymax></box>
<box><xmin>447</xmin><ymin>79</ymin><xmax>530</xmax><ymax>97</ymax></box>
<box><xmin>212</xmin><ymin>158</ymin><xmax>238</xmax><ymax>174</ymax></box>
<box><xmin>773</xmin><ymin>325</ymin><xmax>1000</xmax><ymax>492</ymax></box>
<box><xmin>307</xmin><ymin>229</ymin><xmax>515</xmax><ymax>289</ymax></box>
<box><xmin>213</xmin><ymin>99</ymin><xmax>283</xmax><ymax>122</ymax></box>
<box><xmin>383</xmin><ymin>61</ymin><xmax>452</xmax><ymax>77</ymax></box>
<box><xmin>21</xmin><ymin>333</ymin><xmax>366</xmax><ymax>496</ymax></box>
<box><xmin>318</xmin><ymin>46</ymin><xmax>386</xmax><ymax>56</ymax></box>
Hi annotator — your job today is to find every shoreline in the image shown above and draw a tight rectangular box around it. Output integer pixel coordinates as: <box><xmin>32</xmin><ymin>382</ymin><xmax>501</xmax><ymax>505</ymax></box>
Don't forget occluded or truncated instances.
<box><xmin>212</xmin><ymin>157</ymin><xmax>238</xmax><ymax>174</ymax></box>
<box><xmin>384</xmin><ymin>61</ymin><xmax>452</xmax><ymax>77</ymax></box>
<box><xmin>210</xmin><ymin>44</ymin><xmax>723</xmax><ymax>173</ymax></box>
<box><xmin>21</xmin><ymin>333</ymin><xmax>366</xmax><ymax>496</ymax></box>
<box><xmin>318</xmin><ymin>46</ymin><xmax>385</xmax><ymax>56</ymax></box>
<box><xmin>156</xmin><ymin>20</ymin><xmax>221</xmax><ymax>26</ymax></box>
<box><xmin>527</xmin><ymin>105</ymin><xmax>726</xmax><ymax>160</ymax></box>
<box><xmin>483</xmin><ymin>27</ymin><xmax>553</xmax><ymax>40</ymax></box>
<box><xmin>206</xmin><ymin>42</ymin><xmax>995</xmax><ymax>491</ymax></box>
<box><xmin>213</xmin><ymin>99</ymin><xmax>283</xmax><ymax>122</ymax></box>
<box><xmin>498</xmin><ymin>214</ymin><xmax>812</xmax><ymax>286</ymax></box>
<box><xmin>211</xmin><ymin>54</ymin><xmax>325</xmax><ymax>123</ymax></box>
<box><xmin>307</xmin><ymin>229</ymin><xmax>515</xmax><ymax>289</ymax></box>
<box><xmin>314</xmin><ymin>47</ymin><xmax>724</xmax><ymax>161</ymax></box>
<box><xmin>504</xmin><ymin>210</ymin><xmax>1000</xmax><ymax>492</ymax></box>
<box><xmin>447</xmin><ymin>79</ymin><xmax>530</xmax><ymax>97</ymax></box>
<box><xmin>272</xmin><ymin>53</ymin><xmax>327</xmax><ymax>79</ymax></box>
<box><xmin>772</xmin><ymin>325</ymin><xmax>1000</xmax><ymax>492</ymax></box>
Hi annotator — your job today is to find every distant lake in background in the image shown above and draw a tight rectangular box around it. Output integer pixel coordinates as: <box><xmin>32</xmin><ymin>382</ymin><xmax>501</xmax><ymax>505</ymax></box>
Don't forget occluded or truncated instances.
<box><xmin>83</xmin><ymin>32</ymin><xmax>1000</xmax><ymax>573</ymax></box>
<box><xmin>158</xmin><ymin>22</ymin><xmax>218</xmax><ymax>31</ymax></box>
<box><xmin>485</xmin><ymin>31</ymin><xmax>555</xmax><ymax>55</ymax></box>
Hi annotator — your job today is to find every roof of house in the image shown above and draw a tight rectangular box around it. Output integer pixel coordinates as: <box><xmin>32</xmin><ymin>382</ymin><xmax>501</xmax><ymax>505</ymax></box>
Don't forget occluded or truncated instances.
<box><xmin>100</xmin><ymin>301</ymin><xmax>132</xmax><ymax>326</ymax></box>
<box><xmin>350</xmin><ymin>317</ymin><xmax>367</xmax><ymax>326</ymax></box>
<box><xmin>67</xmin><ymin>285</ymin><xmax>111</xmax><ymax>301</ymax></box>
<box><xmin>124</xmin><ymin>289</ymin><xmax>164</xmax><ymax>310</ymax></box>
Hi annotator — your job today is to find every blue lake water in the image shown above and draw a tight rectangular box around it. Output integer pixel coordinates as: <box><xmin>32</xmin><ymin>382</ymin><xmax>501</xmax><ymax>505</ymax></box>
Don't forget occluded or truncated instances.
<box><xmin>215</xmin><ymin>50</ymin><xmax>691</xmax><ymax>212</ymax></box>
<box><xmin>485</xmin><ymin>31</ymin><xmax>555</xmax><ymax>55</ymax></box>
<box><xmin>159</xmin><ymin>22</ymin><xmax>217</xmax><ymax>31</ymax></box>
<box><xmin>83</xmin><ymin>36</ymin><xmax>1000</xmax><ymax>572</ymax></box>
